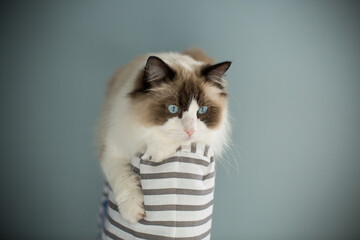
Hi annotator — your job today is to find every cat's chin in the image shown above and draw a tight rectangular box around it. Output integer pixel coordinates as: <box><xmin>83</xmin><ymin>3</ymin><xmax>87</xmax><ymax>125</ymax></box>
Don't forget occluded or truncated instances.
<box><xmin>179</xmin><ymin>135</ymin><xmax>198</xmax><ymax>145</ymax></box>
<box><xmin>167</xmin><ymin>136</ymin><xmax>192</xmax><ymax>146</ymax></box>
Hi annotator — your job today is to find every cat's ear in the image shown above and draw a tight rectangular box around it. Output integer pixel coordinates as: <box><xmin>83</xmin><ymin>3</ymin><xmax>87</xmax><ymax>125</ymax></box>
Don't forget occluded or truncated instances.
<box><xmin>201</xmin><ymin>61</ymin><xmax>231</xmax><ymax>89</ymax></box>
<box><xmin>143</xmin><ymin>56</ymin><xmax>175</xmax><ymax>87</ymax></box>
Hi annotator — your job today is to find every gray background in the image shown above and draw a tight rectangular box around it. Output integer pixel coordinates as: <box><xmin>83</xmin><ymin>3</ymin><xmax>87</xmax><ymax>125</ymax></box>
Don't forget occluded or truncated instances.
<box><xmin>1</xmin><ymin>1</ymin><xmax>359</xmax><ymax>239</ymax></box>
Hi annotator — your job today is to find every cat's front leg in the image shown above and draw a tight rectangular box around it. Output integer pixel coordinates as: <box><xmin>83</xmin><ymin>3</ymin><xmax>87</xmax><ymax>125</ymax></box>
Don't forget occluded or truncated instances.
<box><xmin>101</xmin><ymin>148</ymin><xmax>145</xmax><ymax>223</ymax></box>
<box><xmin>115</xmin><ymin>171</ymin><xmax>145</xmax><ymax>224</ymax></box>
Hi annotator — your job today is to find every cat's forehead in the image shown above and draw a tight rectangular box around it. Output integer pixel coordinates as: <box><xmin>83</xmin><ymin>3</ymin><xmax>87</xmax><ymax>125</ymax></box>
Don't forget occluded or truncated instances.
<box><xmin>150</xmin><ymin>77</ymin><xmax>206</xmax><ymax>110</ymax></box>
<box><xmin>155</xmin><ymin>70</ymin><xmax>226</xmax><ymax>107</ymax></box>
<box><xmin>177</xmin><ymin>79</ymin><xmax>205</xmax><ymax>108</ymax></box>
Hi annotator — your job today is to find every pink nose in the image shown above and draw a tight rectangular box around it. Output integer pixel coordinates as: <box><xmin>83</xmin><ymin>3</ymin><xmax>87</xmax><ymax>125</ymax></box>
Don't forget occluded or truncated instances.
<box><xmin>185</xmin><ymin>129</ymin><xmax>195</xmax><ymax>137</ymax></box>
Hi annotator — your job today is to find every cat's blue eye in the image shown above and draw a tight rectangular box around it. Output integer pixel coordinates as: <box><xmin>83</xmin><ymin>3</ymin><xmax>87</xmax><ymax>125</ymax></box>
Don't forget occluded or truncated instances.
<box><xmin>198</xmin><ymin>106</ymin><xmax>208</xmax><ymax>115</ymax></box>
<box><xmin>168</xmin><ymin>105</ymin><xmax>179</xmax><ymax>114</ymax></box>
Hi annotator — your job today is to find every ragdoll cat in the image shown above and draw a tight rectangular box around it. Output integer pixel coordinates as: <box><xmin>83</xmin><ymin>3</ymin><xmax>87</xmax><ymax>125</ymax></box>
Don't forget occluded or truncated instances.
<box><xmin>97</xmin><ymin>49</ymin><xmax>231</xmax><ymax>224</ymax></box>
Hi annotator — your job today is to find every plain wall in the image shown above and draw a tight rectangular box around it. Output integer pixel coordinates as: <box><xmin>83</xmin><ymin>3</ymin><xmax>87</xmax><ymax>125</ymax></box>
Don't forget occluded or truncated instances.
<box><xmin>0</xmin><ymin>1</ymin><xmax>359</xmax><ymax>239</ymax></box>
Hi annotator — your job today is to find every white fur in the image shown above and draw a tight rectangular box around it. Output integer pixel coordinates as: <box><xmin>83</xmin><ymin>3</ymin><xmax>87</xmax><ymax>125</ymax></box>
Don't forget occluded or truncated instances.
<box><xmin>100</xmin><ymin>52</ymin><xmax>229</xmax><ymax>223</ymax></box>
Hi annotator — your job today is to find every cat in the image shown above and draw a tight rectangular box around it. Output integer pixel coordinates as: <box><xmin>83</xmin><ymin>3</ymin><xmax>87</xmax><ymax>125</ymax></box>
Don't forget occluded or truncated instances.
<box><xmin>97</xmin><ymin>48</ymin><xmax>231</xmax><ymax>224</ymax></box>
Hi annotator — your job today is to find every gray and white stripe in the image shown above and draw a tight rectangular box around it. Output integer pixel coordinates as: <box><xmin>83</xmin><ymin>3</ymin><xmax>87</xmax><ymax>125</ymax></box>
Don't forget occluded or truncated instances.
<box><xmin>99</xmin><ymin>143</ymin><xmax>215</xmax><ymax>240</ymax></box>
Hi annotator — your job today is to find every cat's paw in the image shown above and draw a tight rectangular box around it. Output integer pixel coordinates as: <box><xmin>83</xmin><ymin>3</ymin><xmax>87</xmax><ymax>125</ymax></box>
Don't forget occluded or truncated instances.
<box><xmin>145</xmin><ymin>143</ymin><xmax>179</xmax><ymax>163</ymax></box>
<box><xmin>150</xmin><ymin>150</ymin><xmax>169</xmax><ymax>163</ymax></box>
<box><xmin>116</xmin><ymin>187</ymin><xmax>145</xmax><ymax>224</ymax></box>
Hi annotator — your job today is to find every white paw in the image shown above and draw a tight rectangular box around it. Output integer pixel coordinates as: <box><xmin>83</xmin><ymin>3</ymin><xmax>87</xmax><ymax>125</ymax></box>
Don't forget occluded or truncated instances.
<box><xmin>116</xmin><ymin>187</ymin><xmax>145</xmax><ymax>224</ymax></box>
<box><xmin>145</xmin><ymin>143</ymin><xmax>179</xmax><ymax>163</ymax></box>
<box><xmin>150</xmin><ymin>150</ymin><xmax>169</xmax><ymax>163</ymax></box>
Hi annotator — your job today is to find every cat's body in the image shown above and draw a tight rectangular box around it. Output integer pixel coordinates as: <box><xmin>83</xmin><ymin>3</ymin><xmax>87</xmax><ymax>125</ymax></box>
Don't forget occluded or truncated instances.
<box><xmin>98</xmin><ymin>49</ymin><xmax>231</xmax><ymax>223</ymax></box>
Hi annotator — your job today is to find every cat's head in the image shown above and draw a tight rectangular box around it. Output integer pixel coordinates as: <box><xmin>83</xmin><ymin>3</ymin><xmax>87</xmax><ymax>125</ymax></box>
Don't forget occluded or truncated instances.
<box><xmin>129</xmin><ymin>55</ymin><xmax>231</xmax><ymax>151</ymax></box>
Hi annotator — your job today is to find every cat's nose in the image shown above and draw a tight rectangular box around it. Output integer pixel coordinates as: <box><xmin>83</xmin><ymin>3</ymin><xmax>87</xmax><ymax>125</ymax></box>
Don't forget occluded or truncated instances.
<box><xmin>185</xmin><ymin>129</ymin><xmax>195</xmax><ymax>137</ymax></box>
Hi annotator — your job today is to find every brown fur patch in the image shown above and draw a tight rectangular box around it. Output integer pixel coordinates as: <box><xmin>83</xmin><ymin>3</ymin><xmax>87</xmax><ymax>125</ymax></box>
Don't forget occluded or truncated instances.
<box><xmin>129</xmin><ymin>62</ymin><xmax>228</xmax><ymax>129</ymax></box>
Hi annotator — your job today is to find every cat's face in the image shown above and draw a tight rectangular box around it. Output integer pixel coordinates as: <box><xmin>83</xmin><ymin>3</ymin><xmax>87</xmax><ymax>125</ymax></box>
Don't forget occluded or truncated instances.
<box><xmin>129</xmin><ymin>56</ymin><xmax>231</xmax><ymax>144</ymax></box>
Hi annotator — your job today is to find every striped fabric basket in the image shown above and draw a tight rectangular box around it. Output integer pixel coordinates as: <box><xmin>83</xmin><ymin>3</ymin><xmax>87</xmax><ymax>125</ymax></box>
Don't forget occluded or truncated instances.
<box><xmin>99</xmin><ymin>143</ymin><xmax>216</xmax><ymax>240</ymax></box>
